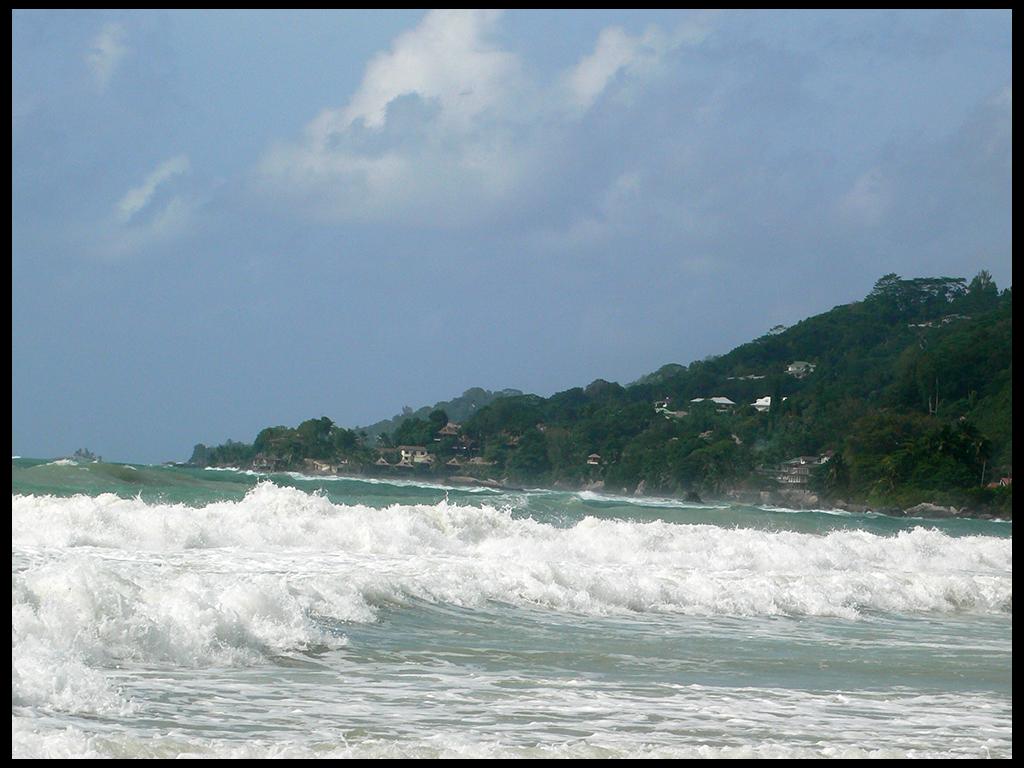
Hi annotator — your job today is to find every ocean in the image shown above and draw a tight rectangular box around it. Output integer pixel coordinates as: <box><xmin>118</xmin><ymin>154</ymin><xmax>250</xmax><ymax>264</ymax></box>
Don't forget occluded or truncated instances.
<box><xmin>11</xmin><ymin>458</ymin><xmax>1012</xmax><ymax>758</ymax></box>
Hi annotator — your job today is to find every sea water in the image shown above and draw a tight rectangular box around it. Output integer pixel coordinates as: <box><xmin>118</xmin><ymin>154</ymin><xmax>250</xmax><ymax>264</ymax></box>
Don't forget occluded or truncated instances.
<box><xmin>11</xmin><ymin>458</ymin><xmax>1012</xmax><ymax>758</ymax></box>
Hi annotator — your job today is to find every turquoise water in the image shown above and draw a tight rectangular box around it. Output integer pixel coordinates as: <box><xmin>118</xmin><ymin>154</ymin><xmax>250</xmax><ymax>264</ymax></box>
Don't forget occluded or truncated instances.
<box><xmin>12</xmin><ymin>459</ymin><xmax>1012</xmax><ymax>758</ymax></box>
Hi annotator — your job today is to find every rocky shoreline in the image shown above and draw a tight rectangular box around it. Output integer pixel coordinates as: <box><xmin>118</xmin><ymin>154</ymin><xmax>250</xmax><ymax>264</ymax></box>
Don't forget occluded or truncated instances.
<box><xmin>219</xmin><ymin>463</ymin><xmax>1010</xmax><ymax>521</ymax></box>
<box><xmin>713</xmin><ymin>487</ymin><xmax>1008</xmax><ymax>521</ymax></box>
<box><xmin>559</xmin><ymin>479</ymin><xmax>1008</xmax><ymax>521</ymax></box>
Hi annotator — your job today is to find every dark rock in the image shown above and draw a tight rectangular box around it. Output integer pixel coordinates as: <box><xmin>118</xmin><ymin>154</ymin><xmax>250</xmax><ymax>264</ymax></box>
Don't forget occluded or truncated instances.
<box><xmin>904</xmin><ymin>502</ymin><xmax>960</xmax><ymax>518</ymax></box>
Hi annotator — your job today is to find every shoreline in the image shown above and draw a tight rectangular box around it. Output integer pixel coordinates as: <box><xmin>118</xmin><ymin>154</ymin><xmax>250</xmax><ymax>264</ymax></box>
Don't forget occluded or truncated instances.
<box><xmin>207</xmin><ymin>463</ymin><xmax>1010</xmax><ymax>522</ymax></box>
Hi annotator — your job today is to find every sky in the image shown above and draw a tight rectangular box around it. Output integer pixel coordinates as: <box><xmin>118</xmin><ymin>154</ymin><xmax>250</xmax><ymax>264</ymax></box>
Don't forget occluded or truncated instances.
<box><xmin>12</xmin><ymin>9</ymin><xmax>1012</xmax><ymax>464</ymax></box>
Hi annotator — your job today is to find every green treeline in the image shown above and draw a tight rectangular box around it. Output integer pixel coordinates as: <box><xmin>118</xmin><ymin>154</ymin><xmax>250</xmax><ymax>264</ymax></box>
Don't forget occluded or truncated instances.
<box><xmin>189</xmin><ymin>418</ymin><xmax>375</xmax><ymax>469</ymax></box>
<box><xmin>190</xmin><ymin>272</ymin><xmax>1012</xmax><ymax>516</ymax></box>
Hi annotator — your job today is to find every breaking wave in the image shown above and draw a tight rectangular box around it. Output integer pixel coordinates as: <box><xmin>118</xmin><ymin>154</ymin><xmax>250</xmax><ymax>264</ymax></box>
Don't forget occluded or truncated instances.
<box><xmin>13</xmin><ymin>483</ymin><xmax>1011</xmax><ymax>625</ymax></box>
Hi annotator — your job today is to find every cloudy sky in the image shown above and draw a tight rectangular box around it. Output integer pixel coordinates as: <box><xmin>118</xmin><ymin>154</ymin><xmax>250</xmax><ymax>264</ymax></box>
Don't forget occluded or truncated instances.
<box><xmin>12</xmin><ymin>10</ymin><xmax>1012</xmax><ymax>463</ymax></box>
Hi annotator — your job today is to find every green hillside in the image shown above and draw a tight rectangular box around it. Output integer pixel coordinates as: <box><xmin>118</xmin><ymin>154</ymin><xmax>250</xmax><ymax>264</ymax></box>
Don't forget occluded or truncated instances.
<box><xmin>452</xmin><ymin>272</ymin><xmax>1012</xmax><ymax>514</ymax></box>
<box><xmin>189</xmin><ymin>272</ymin><xmax>1012</xmax><ymax>516</ymax></box>
<box><xmin>357</xmin><ymin>387</ymin><xmax>523</xmax><ymax>447</ymax></box>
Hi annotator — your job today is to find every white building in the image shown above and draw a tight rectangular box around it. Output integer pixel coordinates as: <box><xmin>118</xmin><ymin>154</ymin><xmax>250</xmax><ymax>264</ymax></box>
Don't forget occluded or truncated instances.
<box><xmin>787</xmin><ymin>361</ymin><xmax>816</xmax><ymax>378</ymax></box>
<box><xmin>752</xmin><ymin>395</ymin><xmax>787</xmax><ymax>412</ymax></box>
<box><xmin>691</xmin><ymin>396</ymin><xmax>736</xmax><ymax>412</ymax></box>
<box><xmin>398</xmin><ymin>446</ymin><xmax>433</xmax><ymax>465</ymax></box>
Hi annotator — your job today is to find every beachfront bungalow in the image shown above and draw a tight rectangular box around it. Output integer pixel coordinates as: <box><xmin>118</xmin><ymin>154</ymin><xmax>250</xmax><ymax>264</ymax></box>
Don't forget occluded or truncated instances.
<box><xmin>303</xmin><ymin>458</ymin><xmax>335</xmax><ymax>474</ymax></box>
<box><xmin>776</xmin><ymin>457</ymin><xmax>816</xmax><ymax>485</ymax></box>
<box><xmin>587</xmin><ymin>453</ymin><xmax>602</xmax><ymax>466</ymax></box>
<box><xmin>399</xmin><ymin>446</ymin><xmax>432</xmax><ymax>465</ymax></box>
<box><xmin>772</xmin><ymin>453</ymin><xmax>833</xmax><ymax>486</ymax></box>
<box><xmin>375</xmin><ymin>456</ymin><xmax>391</xmax><ymax>467</ymax></box>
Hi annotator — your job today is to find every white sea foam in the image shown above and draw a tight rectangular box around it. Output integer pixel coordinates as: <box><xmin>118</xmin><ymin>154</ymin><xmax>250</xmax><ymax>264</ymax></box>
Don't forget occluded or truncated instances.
<box><xmin>284</xmin><ymin>471</ymin><xmax>503</xmax><ymax>494</ymax></box>
<box><xmin>11</xmin><ymin>682</ymin><xmax>1012</xmax><ymax>758</ymax></box>
<box><xmin>12</xmin><ymin>553</ymin><xmax>353</xmax><ymax>669</ymax></box>
<box><xmin>576</xmin><ymin>489</ymin><xmax>731</xmax><ymax>509</ymax></box>
<box><xmin>11</xmin><ymin>483</ymin><xmax>1011</xmax><ymax>758</ymax></box>
<box><xmin>755</xmin><ymin>504</ymin><xmax>858</xmax><ymax>516</ymax></box>
<box><xmin>9</xmin><ymin>727</ymin><xmax>998</xmax><ymax>760</ymax></box>
<box><xmin>12</xmin><ymin>484</ymin><xmax>1011</xmax><ymax>623</ymax></box>
<box><xmin>10</xmin><ymin>483</ymin><xmax>1012</xmax><ymax>712</ymax></box>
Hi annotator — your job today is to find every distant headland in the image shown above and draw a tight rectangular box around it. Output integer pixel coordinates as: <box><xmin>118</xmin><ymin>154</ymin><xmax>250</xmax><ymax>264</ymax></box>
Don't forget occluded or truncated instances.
<box><xmin>189</xmin><ymin>272</ymin><xmax>1012</xmax><ymax>519</ymax></box>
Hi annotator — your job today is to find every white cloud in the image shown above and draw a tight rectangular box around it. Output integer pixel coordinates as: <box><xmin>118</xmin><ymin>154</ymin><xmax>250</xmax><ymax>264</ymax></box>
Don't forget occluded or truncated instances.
<box><xmin>566</xmin><ymin>27</ymin><xmax>645</xmax><ymax>112</ymax></box>
<box><xmin>117</xmin><ymin>155</ymin><xmax>191</xmax><ymax>223</ymax></box>
<box><xmin>255</xmin><ymin>10</ymin><xmax>531</xmax><ymax>225</ymax></box>
<box><xmin>563</xmin><ymin>19</ymin><xmax>709</xmax><ymax>114</ymax></box>
<box><xmin>312</xmin><ymin>9</ymin><xmax>517</xmax><ymax>139</ymax></box>
<box><xmin>86</xmin><ymin>23</ymin><xmax>128</xmax><ymax>92</ymax></box>
<box><xmin>98</xmin><ymin>155</ymin><xmax>194</xmax><ymax>259</ymax></box>
<box><xmin>837</xmin><ymin>168</ymin><xmax>891</xmax><ymax>227</ymax></box>
<box><xmin>254</xmin><ymin>12</ymin><xmax>709</xmax><ymax>227</ymax></box>
<box><xmin>106</xmin><ymin>196</ymin><xmax>195</xmax><ymax>260</ymax></box>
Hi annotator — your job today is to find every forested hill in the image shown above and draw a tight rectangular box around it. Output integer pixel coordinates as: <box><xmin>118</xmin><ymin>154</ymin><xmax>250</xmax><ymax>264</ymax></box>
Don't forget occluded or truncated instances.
<box><xmin>356</xmin><ymin>387</ymin><xmax>523</xmax><ymax>447</ymax></box>
<box><xmin>188</xmin><ymin>272</ymin><xmax>1012</xmax><ymax>516</ymax></box>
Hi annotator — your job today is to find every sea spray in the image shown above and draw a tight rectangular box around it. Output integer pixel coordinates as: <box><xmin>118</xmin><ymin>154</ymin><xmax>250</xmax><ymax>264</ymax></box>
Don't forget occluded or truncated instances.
<box><xmin>13</xmin><ymin>483</ymin><xmax>1011</xmax><ymax>620</ymax></box>
<box><xmin>11</xmin><ymin>474</ymin><xmax>1012</xmax><ymax>758</ymax></box>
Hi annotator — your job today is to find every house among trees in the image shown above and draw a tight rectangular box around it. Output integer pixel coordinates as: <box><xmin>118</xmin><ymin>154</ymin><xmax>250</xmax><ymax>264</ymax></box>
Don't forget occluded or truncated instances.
<box><xmin>787</xmin><ymin>360</ymin><xmax>816</xmax><ymax>378</ymax></box>
<box><xmin>752</xmin><ymin>395</ymin><xmax>787</xmax><ymax>412</ymax></box>
<box><xmin>771</xmin><ymin>452</ymin><xmax>834</xmax><ymax>486</ymax></box>
<box><xmin>654</xmin><ymin>398</ymin><xmax>687</xmax><ymax>419</ymax></box>
<box><xmin>398</xmin><ymin>446</ymin><xmax>433</xmax><ymax>466</ymax></box>
<box><xmin>691</xmin><ymin>396</ymin><xmax>736</xmax><ymax>412</ymax></box>
<box><xmin>303</xmin><ymin>458</ymin><xmax>335</xmax><ymax>474</ymax></box>
<box><xmin>436</xmin><ymin>421</ymin><xmax>461</xmax><ymax>438</ymax></box>
<box><xmin>587</xmin><ymin>453</ymin><xmax>602</xmax><ymax>465</ymax></box>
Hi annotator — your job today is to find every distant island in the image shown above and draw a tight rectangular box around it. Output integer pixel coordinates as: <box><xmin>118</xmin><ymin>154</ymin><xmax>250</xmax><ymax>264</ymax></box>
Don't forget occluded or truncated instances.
<box><xmin>189</xmin><ymin>272</ymin><xmax>1012</xmax><ymax>519</ymax></box>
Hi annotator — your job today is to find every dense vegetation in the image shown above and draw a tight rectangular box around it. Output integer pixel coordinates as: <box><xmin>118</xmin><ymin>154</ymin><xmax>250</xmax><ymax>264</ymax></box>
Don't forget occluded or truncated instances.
<box><xmin>357</xmin><ymin>387</ymin><xmax>523</xmax><ymax>446</ymax></box>
<box><xmin>190</xmin><ymin>272</ymin><xmax>1012</xmax><ymax>516</ymax></box>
